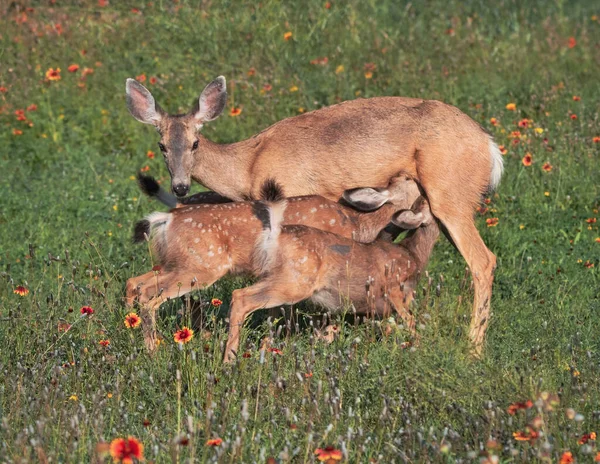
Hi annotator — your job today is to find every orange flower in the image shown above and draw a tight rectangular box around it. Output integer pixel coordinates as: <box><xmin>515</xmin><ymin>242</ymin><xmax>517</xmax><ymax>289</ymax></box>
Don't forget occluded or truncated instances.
<box><xmin>570</xmin><ymin>114</ymin><xmax>577</xmax><ymax>120</ymax></box>
<box><xmin>174</xmin><ymin>327</ymin><xmax>194</xmax><ymax>344</ymax></box>
<box><xmin>364</xmin><ymin>71</ymin><xmax>373</xmax><ymax>79</ymax></box>
<box><xmin>13</xmin><ymin>129</ymin><xmax>23</xmax><ymax>136</ymax></box>
<box><xmin>513</xmin><ymin>427</ymin><xmax>539</xmax><ymax>442</ymax></box>
<box><xmin>593</xmin><ymin>136</ymin><xmax>600</xmax><ymax>143</ymax></box>
<box><xmin>98</xmin><ymin>0</ymin><xmax>109</xmax><ymax>6</ymax></box>
<box><xmin>489</xmin><ymin>117</ymin><xmax>498</xmax><ymax>126</ymax></box>
<box><xmin>522</xmin><ymin>153</ymin><xmax>533</xmax><ymax>166</ymax></box>
<box><xmin>486</xmin><ymin>217</ymin><xmax>499</xmax><ymax>227</ymax></box>
<box><xmin>206</xmin><ymin>438</ymin><xmax>223</xmax><ymax>446</ymax></box>
<box><xmin>149</xmin><ymin>76</ymin><xmax>157</xmax><ymax>85</ymax></box>
<box><xmin>27</xmin><ymin>104</ymin><xmax>37</xmax><ymax>111</ymax></box>
<box><xmin>595</xmin><ymin>451</ymin><xmax>600</xmax><ymax>462</ymax></box>
<box><xmin>124</xmin><ymin>312</ymin><xmax>141</xmax><ymax>328</ymax></box>
<box><xmin>211</xmin><ymin>298</ymin><xmax>223</xmax><ymax>307</ymax></box>
<box><xmin>283</xmin><ymin>31</ymin><xmax>293</xmax><ymax>41</ymax></box>
<box><xmin>14</xmin><ymin>285</ymin><xmax>29</xmax><ymax>296</ymax></box>
<box><xmin>268</xmin><ymin>347</ymin><xmax>283</xmax><ymax>355</ymax></box>
<box><xmin>146</xmin><ymin>150</ymin><xmax>155</xmax><ymax>159</ymax></box>
<box><xmin>578</xmin><ymin>432</ymin><xmax>596</xmax><ymax>445</ymax></box>
<box><xmin>99</xmin><ymin>339</ymin><xmax>110</xmax><ymax>347</ymax></box>
<box><xmin>247</xmin><ymin>67</ymin><xmax>256</xmax><ymax>76</ymax></box>
<box><xmin>595</xmin><ymin>237</ymin><xmax>600</xmax><ymax>243</ymax></box>
<box><xmin>230</xmin><ymin>107</ymin><xmax>242</xmax><ymax>117</ymax></box>
<box><xmin>560</xmin><ymin>451</ymin><xmax>574</xmax><ymax>464</ymax></box>
<box><xmin>517</xmin><ymin>118</ymin><xmax>531</xmax><ymax>128</ymax></box>
<box><xmin>510</xmin><ymin>130</ymin><xmax>521</xmax><ymax>138</ymax></box>
<box><xmin>68</xmin><ymin>64</ymin><xmax>79</xmax><ymax>73</ymax></box>
<box><xmin>109</xmin><ymin>436</ymin><xmax>144</xmax><ymax>464</ymax></box>
<box><xmin>45</xmin><ymin>68</ymin><xmax>61</xmax><ymax>81</ymax></box>
<box><xmin>505</xmin><ymin>102</ymin><xmax>516</xmax><ymax>111</ymax></box>
<box><xmin>82</xmin><ymin>67</ymin><xmax>94</xmax><ymax>77</ymax></box>
<box><xmin>136</xmin><ymin>74</ymin><xmax>146</xmax><ymax>83</ymax></box>
<box><xmin>587</xmin><ymin>218</ymin><xmax>597</xmax><ymax>224</ymax></box>
<box><xmin>314</xmin><ymin>446</ymin><xmax>343</xmax><ymax>462</ymax></box>
<box><xmin>80</xmin><ymin>306</ymin><xmax>94</xmax><ymax>316</ymax></box>
<box><xmin>498</xmin><ymin>145</ymin><xmax>507</xmax><ymax>155</ymax></box>
<box><xmin>0</xmin><ymin>86</ymin><xmax>7</xmax><ymax>93</ymax></box>
<box><xmin>572</xmin><ymin>95</ymin><xmax>581</xmax><ymax>101</ymax></box>
<box><xmin>542</xmin><ymin>162</ymin><xmax>553</xmax><ymax>172</ymax></box>
<box><xmin>568</xmin><ymin>37</ymin><xmax>577</xmax><ymax>48</ymax></box>
<box><xmin>140</xmin><ymin>165</ymin><xmax>150</xmax><ymax>172</ymax></box>
<box><xmin>507</xmin><ymin>400</ymin><xmax>533</xmax><ymax>415</ymax></box>
<box><xmin>15</xmin><ymin>109</ymin><xmax>26</xmax><ymax>121</ymax></box>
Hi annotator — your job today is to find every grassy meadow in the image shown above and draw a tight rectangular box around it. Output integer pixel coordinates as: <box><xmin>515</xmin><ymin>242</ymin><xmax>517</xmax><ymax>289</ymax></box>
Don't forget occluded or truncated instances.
<box><xmin>1</xmin><ymin>0</ymin><xmax>600</xmax><ymax>462</ymax></box>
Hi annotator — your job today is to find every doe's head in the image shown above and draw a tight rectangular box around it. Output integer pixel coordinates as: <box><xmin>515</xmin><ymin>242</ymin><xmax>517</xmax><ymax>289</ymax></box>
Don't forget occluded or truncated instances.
<box><xmin>125</xmin><ymin>76</ymin><xmax>227</xmax><ymax>197</ymax></box>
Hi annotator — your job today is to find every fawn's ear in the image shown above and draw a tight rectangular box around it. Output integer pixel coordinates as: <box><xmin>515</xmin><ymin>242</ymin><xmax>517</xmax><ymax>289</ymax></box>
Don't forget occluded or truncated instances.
<box><xmin>194</xmin><ymin>76</ymin><xmax>227</xmax><ymax>124</ymax></box>
<box><xmin>126</xmin><ymin>79</ymin><xmax>162</xmax><ymax>125</ymax></box>
<box><xmin>391</xmin><ymin>210</ymin><xmax>425</xmax><ymax>229</ymax></box>
<box><xmin>342</xmin><ymin>187</ymin><xmax>389</xmax><ymax>211</ymax></box>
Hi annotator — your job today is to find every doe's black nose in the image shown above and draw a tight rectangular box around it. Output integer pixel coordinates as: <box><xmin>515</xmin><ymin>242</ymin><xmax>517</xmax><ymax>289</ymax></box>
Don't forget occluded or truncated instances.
<box><xmin>173</xmin><ymin>183</ymin><xmax>189</xmax><ymax>197</ymax></box>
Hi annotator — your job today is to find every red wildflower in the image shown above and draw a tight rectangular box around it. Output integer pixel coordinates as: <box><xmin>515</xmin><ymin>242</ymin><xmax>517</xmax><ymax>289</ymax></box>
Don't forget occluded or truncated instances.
<box><xmin>80</xmin><ymin>306</ymin><xmax>94</xmax><ymax>316</ymax></box>
<box><xmin>325</xmin><ymin>1</ymin><xmax>332</xmax><ymax>8</ymax></box>
<box><xmin>584</xmin><ymin>260</ymin><xmax>594</xmax><ymax>269</ymax></box>
<box><xmin>542</xmin><ymin>162</ymin><xmax>553</xmax><ymax>172</ymax></box>
<box><xmin>211</xmin><ymin>298</ymin><xmax>223</xmax><ymax>307</ymax></box>
<box><xmin>247</xmin><ymin>67</ymin><xmax>256</xmax><ymax>76</ymax></box>
<box><xmin>593</xmin><ymin>136</ymin><xmax>600</xmax><ymax>143</ymax></box>
<box><xmin>45</xmin><ymin>68</ymin><xmax>61</xmax><ymax>81</ymax></box>
<box><xmin>109</xmin><ymin>436</ymin><xmax>144</xmax><ymax>464</ymax></box>
<box><xmin>498</xmin><ymin>145</ymin><xmax>507</xmax><ymax>155</ymax></box>
<box><xmin>15</xmin><ymin>109</ymin><xmax>26</xmax><ymax>121</ymax></box>
<box><xmin>146</xmin><ymin>150</ymin><xmax>155</xmax><ymax>159</ymax></box>
<box><xmin>486</xmin><ymin>217</ymin><xmax>499</xmax><ymax>227</ymax></box>
<box><xmin>517</xmin><ymin>118</ymin><xmax>530</xmax><ymax>128</ymax></box>
<box><xmin>68</xmin><ymin>64</ymin><xmax>79</xmax><ymax>73</ymax></box>
<box><xmin>595</xmin><ymin>451</ymin><xmax>600</xmax><ymax>462</ymax></box>
<box><xmin>124</xmin><ymin>312</ymin><xmax>141</xmax><ymax>328</ymax></box>
<box><xmin>151</xmin><ymin>264</ymin><xmax>161</xmax><ymax>273</ymax></box>
<box><xmin>136</xmin><ymin>74</ymin><xmax>146</xmax><ymax>83</ymax></box>
<box><xmin>268</xmin><ymin>347</ymin><xmax>283</xmax><ymax>355</ymax></box>
<box><xmin>507</xmin><ymin>400</ymin><xmax>533</xmax><ymax>415</ymax></box>
<box><xmin>82</xmin><ymin>67</ymin><xmax>94</xmax><ymax>77</ymax></box>
<box><xmin>513</xmin><ymin>427</ymin><xmax>539</xmax><ymax>442</ymax></box>
<box><xmin>283</xmin><ymin>31</ymin><xmax>293</xmax><ymax>41</ymax></box>
<box><xmin>0</xmin><ymin>86</ymin><xmax>7</xmax><ymax>93</ymax></box>
<box><xmin>242</xmin><ymin>352</ymin><xmax>252</xmax><ymax>358</ymax></box>
<box><xmin>489</xmin><ymin>117</ymin><xmax>498</xmax><ymax>126</ymax></box>
<box><xmin>98</xmin><ymin>0</ymin><xmax>108</xmax><ymax>6</ymax></box>
<box><xmin>14</xmin><ymin>285</ymin><xmax>29</xmax><ymax>296</ymax></box>
<box><xmin>560</xmin><ymin>451</ymin><xmax>574</xmax><ymax>464</ymax></box>
<box><xmin>149</xmin><ymin>76</ymin><xmax>157</xmax><ymax>85</ymax></box>
<box><xmin>315</xmin><ymin>446</ymin><xmax>343</xmax><ymax>462</ymax></box>
<box><xmin>587</xmin><ymin>218</ymin><xmax>597</xmax><ymax>224</ymax></box>
<box><xmin>131</xmin><ymin>8</ymin><xmax>141</xmax><ymax>14</ymax></box>
<box><xmin>27</xmin><ymin>104</ymin><xmax>37</xmax><ymax>111</ymax></box>
<box><xmin>99</xmin><ymin>339</ymin><xmax>110</xmax><ymax>347</ymax></box>
<box><xmin>229</xmin><ymin>107</ymin><xmax>242</xmax><ymax>117</ymax></box>
<box><xmin>570</xmin><ymin>114</ymin><xmax>577</xmax><ymax>120</ymax></box>
<box><xmin>568</xmin><ymin>37</ymin><xmax>577</xmax><ymax>48</ymax></box>
<box><xmin>13</xmin><ymin>129</ymin><xmax>23</xmax><ymax>136</ymax></box>
<box><xmin>206</xmin><ymin>438</ymin><xmax>223</xmax><ymax>446</ymax></box>
<box><xmin>140</xmin><ymin>165</ymin><xmax>150</xmax><ymax>172</ymax></box>
<box><xmin>572</xmin><ymin>95</ymin><xmax>581</xmax><ymax>101</ymax></box>
<box><xmin>578</xmin><ymin>431</ymin><xmax>596</xmax><ymax>445</ymax></box>
<box><xmin>58</xmin><ymin>322</ymin><xmax>72</xmax><ymax>332</ymax></box>
<box><xmin>522</xmin><ymin>153</ymin><xmax>533</xmax><ymax>166</ymax></box>
<box><xmin>54</xmin><ymin>24</ymin><xmax>63</xmax><ymax>35</ymax></box>
<box><xmin>310</xmin><ymin>56</ymin><xmax>329</xmax><ymax>66</ymax></box>
<box><xmin>174</xmin><ymin>327</ymin><xmax>194</xmax><ymax>344</ymax></box>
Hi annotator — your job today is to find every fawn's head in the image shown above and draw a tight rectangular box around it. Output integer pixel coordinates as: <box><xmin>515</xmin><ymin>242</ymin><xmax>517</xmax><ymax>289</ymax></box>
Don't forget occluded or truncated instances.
<box><xmin>126</xmin><ymin>77</ymin><xmax>227</xmax><ymax>197</ymax></box>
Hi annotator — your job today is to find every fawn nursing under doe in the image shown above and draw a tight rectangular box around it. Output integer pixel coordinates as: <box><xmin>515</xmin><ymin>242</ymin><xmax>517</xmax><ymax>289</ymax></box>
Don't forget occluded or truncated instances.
<box><xmin>127</xmin><ymin>75</ymin><xmax>502</xmax><ymax>353</ymax></box>
<box><xmin>126</xmin><ymin>174</ymin><xmax>433</xmax><ymax>356</ymax></box>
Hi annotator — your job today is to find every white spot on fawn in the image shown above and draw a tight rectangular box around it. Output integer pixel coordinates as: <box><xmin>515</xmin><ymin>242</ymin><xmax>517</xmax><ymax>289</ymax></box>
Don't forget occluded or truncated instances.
<box><xmin>183</xmin><ymin>218</ymin><xmax>192</xmax><ymax>223</ymax></box>
<box><xmin>310</xmin><ymin>208</ymin><xmax>317</xmax><ymax>213</ymax></box>
<box><xmin>329</xmin><ymin>219</ymin><xmax>336</xmax><ymax>226</ymax></box>
<box><xmin>207</xmin><ymin>251</ymin><xmax>215</xmax><ymax>257</ymax></box>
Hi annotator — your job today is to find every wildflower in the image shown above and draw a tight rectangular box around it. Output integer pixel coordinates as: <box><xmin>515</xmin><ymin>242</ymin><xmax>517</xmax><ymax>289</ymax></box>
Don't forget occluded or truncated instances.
<box><xmin>109</xmin><ymin>436</ymin><xmax>144</xmax><ymax>464</ymax></box>
<box><xmin>289</xmin><ymin>85</ymin><xmax>299</xmax><ymax>92</ymax></box>
<box><xmin>570</xmin><ymin>114</ymin><xmax>577</xmax><ymax>120</ymax></box>
<box><xmin>136</xmin><ymin>74</ymin><xmax>146</xmax><ymax>83</ymax></box>
<box><xmin>0</xmin><ymin>86</ymin><xmax>7</xmax><ymax>93</ymax></box>
<box><xmin>542</xmin><ymin>162</ymin><xmax>553</xmax><ymax>172</ymax></box>
<box><xmin>13</xmin><ymin>129</ymin><xmax>23</xmax><ymax>136</ymax></box>
<box><xmin>98</xmin><ymin>0</ymin><xmax>108</xmax><ymax>6</ymax></box>
<box><xmin>522</xmin><ymin>153</ymin><xmax>533</xmax><ymax>166</ymax></box>
<box><xmin>544</xmin><ymin>191</ymin><xmax>550</xmax><ymax>197</ymax></box>
<box><xmin>149</xmin><ymin>76</ymin><xmax>157</xmax><ymax>85</ymax></box>
<box><xmin>486</xmin><ymin>218</ymin><xmax>499</xmax><ymax>227</ymax></box>
<box><xmin>325</xmin><ymin>1</ymin><xmax>332</xmax><ymax>8</ymax></box>
<box><xmin>230</xmin><ymin>107</ymin><xmax>242</xmax><ymax>117</ymax></box>
<box><xmin>140</xmin><ymin>165</ymin><xmax>150</xmax><ymax>173</ymax></box>
<box><xmin>513</xmin><ymin>427</ymin><xmax>539</xmax><ymax>442</ymax></box>
<box><xmin>498</xmin><ymin>145</ymin><xmax>507</xmax><ymax>155</ymax></box>
<box><xmin>14</xmin><ymin>285</ymin><xmax>29</xmax><ymax>296</ymax></box>
<box><xmin>364</xmin><ymin>71</ymin><xmax>373</xmax><ymax>79</ymax></box>
<box><xmin>314</xmin><ymin>446</ymin><xmax>343</xmax><ymax>462</ymax></box>
<box><xmin>510</xmin><ymin>130</ymin><xmax>521</xmax><ymax>138</ymax></box>
<box><xmin>269</xmin><ymin>347</ymin><xmax>283</xmax><ymax>355</ymax></box>
<box><xmin>587</xmin><ymin>218</ymin><xmax>597</xmax><ymax>224</ymax></box>
<box><xmin>283</xmin><ymin>31</ymin><xmax>293</xmax><ymax>41</ymax></box>
<box><xmin>578</xmin><ymin>432</ymin><xmax>596</xmax><ymax>445</ymax></box>
<box><xmin>506</xmin><ymin>102</ymin><xmax>516</xmax><ymax>111</ymax></box>
<box><xmin>58</xmin><ymin>322</ymin><xmax>72</xmax><ymax>332</ymax></box>
<box><xmin>211</xmin><ymin>298</ymin><xmax>223</xmax><ymax>307</ymax></box>
<box><xmin>595</xmin><ymin>237</ymin><xmax>600</xmax><ymax>243</ymax></box>
<box><xmin>595</xmin><ymin>451</ymin><xmax>600</xmax><ymax>462</ymax></box>
<box><xmin>69</xmin><ymin>395</ymin><xmax>78</xmax><ymax>401</ymax></box>
<box><xmin>310</xmin><ymin>56</ymin><xmax>329</xmax><ymax>65</ymax></box>
<box><xmin>206</xmin><ymin>438</ymin><xmax>223</xmax><ymax>446</ymax></box>
<box><xmin>247</xmin><ymin>67</ymin><xmax>256</xmax><ymax>76</ymax></box>
<box><xmin>517</xmin><ymin>118</ymin><xmax>531</xmax><ymax>128</ymax></box>
<box><xmin>82</xmin><ymin>67</ymin><xmax>94</xmax><ymax>77</ymax></box>
<box><xmin>45</xmin><ymin>68</ymin><xmax>61</xmax><ymax>81</ymax></box>
<box><xmin>80</xmin><ymin>306</ymin><xmax>94</xmax><ymax>316</ymax></box>
<box><xmin>146</xmin><ymin>150</ymin><xmax>155</xmax><ymax>159</ymax></box>
<box><xmin>489</xmin><ymin>117</ymin><xmax>498</xmax><ymax>126</ymax></box>
<box><xmin>27</xmin><ymin>104</ymin><xmax>37</xmax><ymax>111</ymax></box>
<box><xmin>507</xmin><ymin>400</ymin><xmax>533</xmax><ymax>415</ymax></box>
<box><xmin>560</xmin><ymin>451</ymin><xmax>574</xmax><ymax>464</ymax></box>
<box><xmin>262</xmin><ymin>83</ymin><xmax>272</xmax><ymax>92</ymax></box>
<box><xmin>534</xmin><ymin>127</ymin><xmax>544</xmax><ymax>134</ymax></box>
<box><xmin>68</xmin><ymin>64</ymin><xmax>79</xmax><ymax>73</ymax></box>
<box><xmin>174</xmin><ymin>327</ymin><xmax>194</xmax><ymax>344</ymax></box>
<box><xmin>335</xmin><ymin>65</ymin><xmax>344</xmax><ymax>74</ymax></box>
<box><xmin>131</xmin><ymin>8</ymin><xmax>141</xmax><ymax>14</ymax></box>
<box><xmin>568</xmin><ymin>37</ymin><xmax>577</xmax><ymax>48</ymax></box>
<box><xmin>584</xmin><ymin>260</ymin><xmax>594</xmax><ymax>269</ymax></box>
<box><xmin>593</xmin><ymin>136</ymin><xmax>600</xmax><ymax>143</ymax></box>
<box><xmin>573</xmin><ymin>95</ymin><xmax>581</xmax><ymax>101</ymax></box>
<box><xmin>152</xmin><ymin>264</ymin><xmax>162</xmax><ymax>273</ymax></box>
<box><xmin>124</xmin><ymin>312</ymin><xmax>141</xmax><ymax>328</ymax></box>
<box><xmin>242</xmin><ymin>352</ymin><xmax>252</xmax><ymax>358</ymax></box>
<box><xmin>99</xmin><ymin>339</ymin><xmax>110</xmax><ymax>347</ymax></box>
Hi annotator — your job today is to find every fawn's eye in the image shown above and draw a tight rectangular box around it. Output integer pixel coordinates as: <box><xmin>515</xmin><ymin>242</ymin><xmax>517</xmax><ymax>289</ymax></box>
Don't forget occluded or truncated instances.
<box><xmin>158</xmin><ymin>142</ymin><xmax>166</xmax><ymax>152</ymax></box>
<box><xmin>192</xmin><ymin>140</ymin><xmax>199</xmax><ymax>150</ymax></box>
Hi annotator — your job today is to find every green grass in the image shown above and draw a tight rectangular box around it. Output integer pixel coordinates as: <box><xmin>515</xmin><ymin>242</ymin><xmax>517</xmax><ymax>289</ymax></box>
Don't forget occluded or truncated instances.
<box><xmin>1</xmin><ymin>0</ymin><xmax>599</xmax><ymax>462</ymax></box>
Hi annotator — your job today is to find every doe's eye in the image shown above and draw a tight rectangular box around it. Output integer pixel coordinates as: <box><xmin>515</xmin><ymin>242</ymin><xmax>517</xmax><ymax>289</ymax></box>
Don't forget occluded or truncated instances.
<box><xmin>192</xmin><ymin>140</ymin><xmax>199</xmax><ymax>150</ymax></box>
<box><xmin>158</xmin><ymin>142</ymin><xmax>166</xmax><ymax>152</ymax></box>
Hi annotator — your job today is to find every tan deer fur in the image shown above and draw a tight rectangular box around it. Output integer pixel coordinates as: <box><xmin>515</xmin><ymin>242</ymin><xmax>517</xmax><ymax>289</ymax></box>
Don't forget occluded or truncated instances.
<box><xmin>126</xmin><ymin>76</ymin><xmax>503</xmax><ymax>353</ymax></box>
<box><xmin>223</xmin><ymin>195</ymin><xmax>438</xmax><ymax>362</ymax></box>
<box><xmin>126</xmin><ymin>175</ymin><xmax>423</xmax><ymax>352</ymax></box>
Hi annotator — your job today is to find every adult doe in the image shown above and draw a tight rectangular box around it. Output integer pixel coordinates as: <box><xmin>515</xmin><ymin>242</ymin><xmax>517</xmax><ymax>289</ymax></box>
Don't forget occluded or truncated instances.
<box><xmin>126</xmin><ymin>76</ymin><xmax>503</xmax><ymax>353</ymax></box>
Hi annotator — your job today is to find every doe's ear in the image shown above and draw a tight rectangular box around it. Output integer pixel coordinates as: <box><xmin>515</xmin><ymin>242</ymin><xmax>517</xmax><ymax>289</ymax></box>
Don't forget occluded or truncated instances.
<box><xmin>391</xmin><ymin>210</ymin><xmax>425</xmax><ymax>230</ymax></box>
<box><xmin>126</xmin><ymin>78</ymin><xmax>162</xmax><ymax>125</ymax></box>
<box><xmin>342</xmin><ymin>187</ymin><xmax>389</xmax><ymax>211</ymax></box>
<box><xmin>195</xmin><ymin>76</ymin><xmax>227</xmax><ymax>124</ymax></box>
